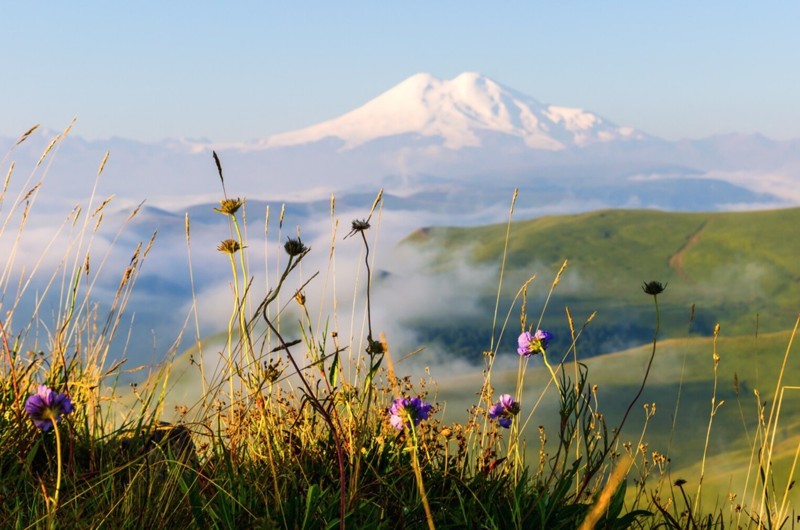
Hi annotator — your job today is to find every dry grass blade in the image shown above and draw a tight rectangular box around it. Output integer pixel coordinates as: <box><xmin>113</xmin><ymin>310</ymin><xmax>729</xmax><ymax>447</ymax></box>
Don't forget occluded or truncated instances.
<box><xmin>36</xmin><ymin>136</ymin><xmax>59</xmax><ymax>167</ymax></box>
<box><xmin>579</xmin><ymin>454</ymin><xmax>632</xmax><ymax>530</ymax></box>
<box><xmin>15</xmin><ymin>124</ymin><xmax>40</xmax><ymax>146</ymax></box>
<box><xmin>366</xmin><ymin>188</ymin><xmax>383</xmax><ymax>222</ymax></box>
<box><xmin>92</xmin><ymin>195</ymin><xmax>115</xmax><ymax>217</ymax></box>
<box><xmin>97</xmin><ymin>151</ymin><xmax>110</xmax><ymax>176</ymax></box>
<box><xmin>212</xmin><ymin>150</ymin><xmax>226</xmax><ymax>197</ymax></box>
<box><xmin>22</xmin><ymin>183</ymin><xmax>42</xmax><ymax>202</ymax></box>
<box><xmin>3</xmin><ymin>162</ymin><xmax>13</xmax><ymax>195</ymax></box>
<box><xmin>126</xmin><ymin>200</ymin><xmax>145</xmax><ymax>222</ymax></box>
<box><xmin>143</xmin><ymin>230</ymin><xmax>157</xmax><ymax>258</ymax></box>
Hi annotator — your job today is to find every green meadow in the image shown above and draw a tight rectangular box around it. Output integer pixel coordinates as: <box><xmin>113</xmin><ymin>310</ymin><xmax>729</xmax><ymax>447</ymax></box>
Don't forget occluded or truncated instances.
<box><xmin>409</xmin><ymin>206</ymin><xmax>800</xmax><ymax>516</ymax></box>
<box><xmin>404</xmin><ymin>207</ymin><xmax>800</xmax><ymax>357</ymax></box>
<box><xmin>2</xmin><ymin>130</ymin><xmax>799</xmax><ymax>528</ymax></box>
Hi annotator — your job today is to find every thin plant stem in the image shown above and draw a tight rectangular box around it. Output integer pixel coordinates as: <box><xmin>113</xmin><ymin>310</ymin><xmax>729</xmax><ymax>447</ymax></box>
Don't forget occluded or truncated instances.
<box><xmin>262</xmin><ymin>312</ymin><xmax>347</xmax><ymax>529</ymax></box>
<box><xmin>408</xmin><ymin>421</ymin><xmax>436</xmax><ymax>530</ymax></box>
<box><xmin>488</xmin><ymin>188</ymin><xmax>518</xmax><ymax>354</ymax></box>
<box><xmin>775</xmin><ymin>387</ymin><xmax>800</xmax><ymax>525</ymax></box>
<box><xmin>756</xmin><ymin>313</ymin><xmax>800</xmax><ymax>522</ymax></box>
<box><xmin>184</xmin><ymin>213</ymin><xmax>207</xmax><ymax>400</ymax></box>
<box><xmin>47</xmin><ymin>417</ymin><xmax>63</xmax><ymax>530</ymax></box>
<box><xmin>694</xmin><ymin>323</ymin><xmax>723</xmax><ymax>514</ymax></box>
<box><xmin>576</xmin><ymin>289</ymin><xmax>661</xmax><ymax>500</ymax></box>
<box><xmin>226</xmin><ymin>250</ymin><xmax>239</xmax><ymax>420</ymax></box>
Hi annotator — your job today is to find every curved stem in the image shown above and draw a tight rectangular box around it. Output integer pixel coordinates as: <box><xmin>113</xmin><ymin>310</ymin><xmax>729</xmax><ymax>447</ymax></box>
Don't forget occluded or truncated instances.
<box><xmin>577</xmin><ymin>293</ymin><xmax>661</xmax><ymax>499</ymax></box>
<box><xmin>48</xmin><ymin>418</ymin><xmax>62</xmax><ymax>529</ymax></box>
<box><xmin>616</xmin><ymin>294</ymin><xmax>660</xmax><ymax>439</ymax></box>
<box><xmin>408</xmin><ymin>422</ymin><xmax>435</xmax><ymax>530</ymax></box>
<box><xmin>263</xmin><ymin>314</ymin><xmax>347</xmax><ymax>529</ymax></box>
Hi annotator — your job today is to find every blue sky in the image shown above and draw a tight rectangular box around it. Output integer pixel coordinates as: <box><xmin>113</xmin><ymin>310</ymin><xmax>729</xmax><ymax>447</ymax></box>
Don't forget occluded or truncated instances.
<box><xmin>3</xmin><ymin>2</ymin><xmax>799</xmax><ymax>143</ymax></box>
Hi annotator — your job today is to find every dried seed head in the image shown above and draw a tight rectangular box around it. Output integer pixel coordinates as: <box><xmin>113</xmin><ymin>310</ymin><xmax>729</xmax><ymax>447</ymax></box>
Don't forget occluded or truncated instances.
<box><xmin>294</xmin><ymin>291</ymin><xmax>306</xmax><ymax>306</ymax></box>
<box><xmin>642</xmin><ymin>280</ymin><xmax>667</xmax><ymax>296</ymax></box>
<box><xmin>214</xmin><ymin>197</ymin><xmax>243</xmax><ymax>216</ymax></box>
<box><xmin>366</xmin><ymin>338</ymin><xmax>385</xmax><ymax>355</ymax></box>
<box><xmin>351</xmin><ymin>218</ymin><xmax>370</xmax><ymax>232</ymax></box>
<box><xmin>263</xmin><ymin>361</ymin><xmax>282</xmax><ymax>383</ymax></box>
<box><xmin>345</xmin><ymin>218</ymin><xmax>371</xmax><ymax>238</ymax></box>
<box><xmin>217</xmin><ymin>239</ymin><xmax>242</xmax><ymax>254</ymax></box>
<box><xmin>284</xmin><ymin>237</ymin><xmax>307</xmax><ymax>257</ymax></box>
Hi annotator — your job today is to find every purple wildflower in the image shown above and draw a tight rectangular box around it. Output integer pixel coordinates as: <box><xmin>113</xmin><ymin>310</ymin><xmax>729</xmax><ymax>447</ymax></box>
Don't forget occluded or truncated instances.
<box><xmin>24</xmin><ymin>384</ymin><xmax>74</xmax><ymax>431</ymax></box>
<box><xmin>517</xmin><ymin>329</ymin><xmax>553</xmax><ymax>358</ymax></box>
<box><xmin>488</xmin><ymin>394</ymin><xmax>520</xmax><ymax>428</ymax></box>
<box><xmin>388</xmin><ymin>396</ymin><xmax>432</xmax><ymax>430</ymax></box>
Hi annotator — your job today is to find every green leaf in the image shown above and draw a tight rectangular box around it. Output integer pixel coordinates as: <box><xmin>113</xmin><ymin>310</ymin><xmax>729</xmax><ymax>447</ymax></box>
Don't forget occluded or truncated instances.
<box><xmin>301</xmin><ymin>484</ymin><xmax>321</xmax><ymax>530</ymax></box>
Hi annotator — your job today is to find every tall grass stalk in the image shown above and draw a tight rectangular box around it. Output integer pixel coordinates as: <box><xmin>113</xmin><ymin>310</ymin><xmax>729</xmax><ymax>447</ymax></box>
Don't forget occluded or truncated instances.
<box><xmin>749</xmin><ymin>313</ymin><xmax>800</xmax><ymax>527</ymax></box>
<box><xmin>509</xmin><ymin>260</ymin><xmax>567</xmax><ymax>481</ymax></box>
<box><xmin>487</xmin><ymin>187</ymin><xmax>517</xmax><ymax>355</ymax></box>
<box><xmin>694</xmin><ymin>323</ymin><xmax>724</xmax><ymax>513</ymax></box>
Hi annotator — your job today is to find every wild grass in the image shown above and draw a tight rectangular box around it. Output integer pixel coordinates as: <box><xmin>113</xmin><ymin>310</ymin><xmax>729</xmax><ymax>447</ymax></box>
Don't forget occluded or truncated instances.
<box><xmin>1</xmin><ymin>126</ymin><xmax>799</xmax><ymax>529</ymax></box>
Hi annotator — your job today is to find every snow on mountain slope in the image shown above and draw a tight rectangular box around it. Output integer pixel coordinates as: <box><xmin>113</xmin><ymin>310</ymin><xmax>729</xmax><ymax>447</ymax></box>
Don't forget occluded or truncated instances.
<box><xmin>258</xmin><ymin>72</ymin><xmax>644</xmax><ymax>151</ymax></box>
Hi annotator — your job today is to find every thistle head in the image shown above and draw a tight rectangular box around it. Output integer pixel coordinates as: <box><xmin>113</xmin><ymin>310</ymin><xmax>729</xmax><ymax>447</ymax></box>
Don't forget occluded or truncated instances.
<box><xmin>345</xmin><ymin>218</ymin><xmax>371</xmax><ymax>239</ymax></box>
<box><xmin>642</xmin><ymin>280</ymin><xmax>667</xmax><ymax>296</ymax></box>
<box><xmin>284</xmin><ymin>237</ymin><xmax>308</xmax><ymax>257</ymax></box>
<box><xmin>217</xmin><ymin>239</ymin><xmax>242</xmax><ymax>254</ymax></box>
<box><xmin>214</xmin><ymin>197</ymin><xmax>243</xmax><ymax>216</ymax></box>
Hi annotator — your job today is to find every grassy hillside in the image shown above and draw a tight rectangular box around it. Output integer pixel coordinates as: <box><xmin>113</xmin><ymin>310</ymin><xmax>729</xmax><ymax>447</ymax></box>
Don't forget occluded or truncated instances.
<box><xmin>401</xmin><ymin>207</ymin><xmax>800</xmax><ymax>359</ymax></box>
<box><xmin>7</xmin><ymin>131</ymin><xmax>797</xmax><ymax>527</ymax></box>
<box><xmin>433</xmin><ymin>324</ymin><xmax>800</xmax><ymax>514</ymax></box>
<box><xmin>407</xmin><ymin>207</ymin><xmax>800</xmax><ymax>514</ymax></box>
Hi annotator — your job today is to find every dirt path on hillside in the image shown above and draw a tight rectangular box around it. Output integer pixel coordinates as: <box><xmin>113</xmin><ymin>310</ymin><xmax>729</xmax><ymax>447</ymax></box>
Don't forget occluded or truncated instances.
<box><xmin>668</xmin><ymin>220</ymin><xmax>708</xmax><ymax>280</ymax></box>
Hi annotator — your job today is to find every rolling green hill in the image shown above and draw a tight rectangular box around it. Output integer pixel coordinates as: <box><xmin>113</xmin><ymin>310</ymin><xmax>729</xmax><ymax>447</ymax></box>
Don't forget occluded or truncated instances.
<box><xmin>405</xmin><ymin>206</ymin><xmax>800</xmax><ymax>510</ymax></box>
<box><xmin>400</xmin><ymin>207</ymin><xmax>800</xmax><ymax>359</ymax></box>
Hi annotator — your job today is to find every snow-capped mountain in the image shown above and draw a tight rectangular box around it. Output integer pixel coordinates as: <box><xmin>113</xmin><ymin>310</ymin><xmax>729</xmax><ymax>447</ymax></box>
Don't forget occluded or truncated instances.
<box><xmin>3</xmin><ymin>72</ymin><xmax>798</xmax><ymax>207</ymax></box>
<box><xmin>257</xmin><ymin>72</ymin><xmax>645</xmax><ymax>151</ymax></box>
